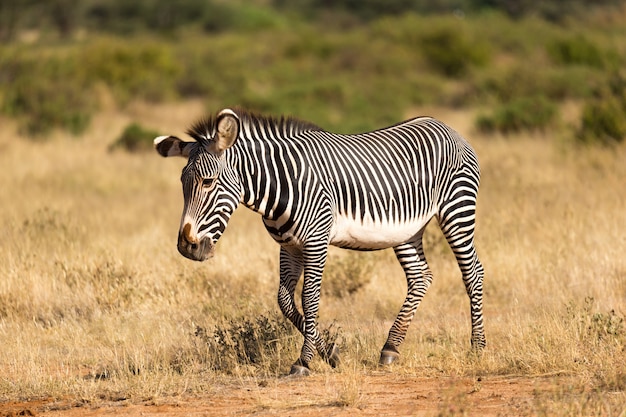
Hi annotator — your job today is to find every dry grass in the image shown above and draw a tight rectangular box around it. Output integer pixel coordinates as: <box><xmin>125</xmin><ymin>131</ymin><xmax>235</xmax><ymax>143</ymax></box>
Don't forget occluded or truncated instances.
<box><xmin>0</xmin><ymin>103</ymin><xmax>625</xmax><ymax>415</ymax></box>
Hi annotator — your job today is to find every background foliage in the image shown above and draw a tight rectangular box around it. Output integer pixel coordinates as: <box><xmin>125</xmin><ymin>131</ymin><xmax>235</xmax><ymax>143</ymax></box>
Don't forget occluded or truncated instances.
<box><xmin>0</xmin><ymin>0</ymin><xmax>625</xmax><ymax>142</ymax></box>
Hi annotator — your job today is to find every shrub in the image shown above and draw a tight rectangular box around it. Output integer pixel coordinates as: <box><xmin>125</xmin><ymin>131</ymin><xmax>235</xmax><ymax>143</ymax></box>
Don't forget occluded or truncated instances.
<box><xmin>577</xmin><ymin>72</ymin><xmax>626</xmax><ymax>145</ymax></box>
<box><xmin>109</xmin><ymin>122</ymin><xmax>161</xmax><ymax>152</ymax></box>
<box><xmin>0</xmin><ymin>40</ymin><xmax>179</xmax><ymax>137</ymax></box>
<box><xmin>195</xmin><ymin>314</ymin><xmax>342</xmax><ymax>374</ymax></box>
<box><xmin>373</xmin><ymin>15</ymin><xmax>490</xmax><ymax>78</ymax></box>
<box><xmin>547</xmin><ymin>35</ymin><xmax>610</xmax><ymax>69</ymax></box>
<box><xmin>567</xmin><ymin>297</ymin><xmax>625</xmax><ymax>342</ymax></box>
<box><xmin>195</xmin><ymin>313</ymin><xmax>297</xmax><ymax>372</ymax></box>
<box><xmin>323</xmin><ymin>252</ymin><xmax>374</xmax><ymax>297</ymax></box>
<box><xmin>566</xmin><ymin>297</ymin><xmax>626</xmax><ymax>390</ymax></box>
<box><xmin>420</xmin><ymin>23</ymin><xmax>490</xmax><ymax>78</ymax></box>
<box><xmin>79</xmin><ymin>40</ymin><xmax>180</xmax><ymax>104</ymax></box>
<box><xmin>0</xmin><ymin>52</ymin><xmax>92</xmax><ymax>137</ymax></box>
<box><xmin>7</xmin><ymin>78</ymin><xmax>92</xmax><ymax>136</ymax></box>
<box><xmin>86</xmin><ymin>0</ymin><xmax>213</xmax><ymax>34</ymax></box>
<box><xmin>476</xmin><ymin>95</ymin><xmax>558</xmax><ymax>134</ymax></box>
<box><xmin>475</xmin><ymin>64</ymin><xmax>600</xmax><ymax>104</ymax></box>
<box><xmin>203</xmin><ymin>3</ymin><xmax>285</xmax><ymax>33</ymax></box>
<box><xmin>577</xmin><ymin>98</ymin><xmax>626</xmax><ymax>145</ymax></box>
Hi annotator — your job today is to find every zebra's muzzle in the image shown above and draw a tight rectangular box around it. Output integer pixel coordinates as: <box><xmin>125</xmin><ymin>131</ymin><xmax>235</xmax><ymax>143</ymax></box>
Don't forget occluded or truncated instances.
<box><xmin>177</xmin><ymin>231</ymin><xmax>214</xmax><ymax>261</ymax></box>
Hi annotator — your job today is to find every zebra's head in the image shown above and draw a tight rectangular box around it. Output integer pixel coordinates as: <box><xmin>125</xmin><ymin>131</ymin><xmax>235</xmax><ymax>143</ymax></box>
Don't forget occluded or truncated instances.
<box><xmin>154</xmin><ymin>109</ymin><xmax>241</xmax><ymax>261</ymax></box>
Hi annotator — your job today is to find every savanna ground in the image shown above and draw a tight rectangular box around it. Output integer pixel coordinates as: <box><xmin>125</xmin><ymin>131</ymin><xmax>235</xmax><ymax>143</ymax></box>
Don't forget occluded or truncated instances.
<box><xmin>0</xmin><ymin>99</ymin><xmax>624</xmax><ymax>416</ymax></box>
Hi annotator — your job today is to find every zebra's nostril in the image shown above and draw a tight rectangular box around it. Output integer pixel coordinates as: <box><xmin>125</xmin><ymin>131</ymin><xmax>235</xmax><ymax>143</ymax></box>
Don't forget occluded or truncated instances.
<box><xmin>183</xmin><ymin>223</ymin><xmax>193</xmax><ymax>240</ymax></box>
<box><xmin>190</xmin><ymin>243</ymin><xmax>198</xmax><ymax>250</ymax></box>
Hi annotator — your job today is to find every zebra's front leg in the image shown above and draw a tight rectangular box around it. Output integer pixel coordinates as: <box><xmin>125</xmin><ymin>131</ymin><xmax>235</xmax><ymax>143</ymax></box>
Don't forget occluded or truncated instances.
<box><xmin>278</xmin><ymin>247</ymin><xmax>339</xmax><ymax>376</ymax></box>
<box><xmin>278</xmin><ymin>247</ymin><xmax>305</xmax><ymax>333</ymax></box>
<box><xmin>380</xmin><ymin>240</ymin><xmax>433</xmax><ymax>366</ymax></box>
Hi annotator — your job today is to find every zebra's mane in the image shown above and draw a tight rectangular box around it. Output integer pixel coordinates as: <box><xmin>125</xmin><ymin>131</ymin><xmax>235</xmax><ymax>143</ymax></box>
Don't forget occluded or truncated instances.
<box><xmin>186</xmin><ymin>108</ymin><xmax>323</xmax><ymax>145</ymax></box>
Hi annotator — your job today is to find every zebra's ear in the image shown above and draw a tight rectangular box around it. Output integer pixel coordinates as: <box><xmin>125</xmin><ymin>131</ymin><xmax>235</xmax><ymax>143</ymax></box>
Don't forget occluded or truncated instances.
<box><xmin>213</xmin><ymin>109</ymin><xmax>240</xmax><ymax>152</ymax></box>
<box><xmin>154</xmin><ymin>135</ymin><xmax>193</xmax><ymax>158</ymax></box>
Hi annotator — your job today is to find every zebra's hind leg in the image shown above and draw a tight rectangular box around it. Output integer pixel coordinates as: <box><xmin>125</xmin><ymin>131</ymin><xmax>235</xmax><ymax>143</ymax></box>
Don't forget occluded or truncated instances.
<box><xmin>380</xmin><ymin>237</ymin><xmax>433</xmax><ymax>366</ymax></box>
<box><xmin>437</xmin><ymin>188</ymin><xmax>486</xmax><ymax>350</ymax></box>
<box><xmin>440</xmin><ymin>223</ymin><xmax>486</xmax><ymax>350</ymax></box>
<box><xmin>278</xmin><ymin>247</ymin><xmax>338</xmax><ymax>375</ymax></box>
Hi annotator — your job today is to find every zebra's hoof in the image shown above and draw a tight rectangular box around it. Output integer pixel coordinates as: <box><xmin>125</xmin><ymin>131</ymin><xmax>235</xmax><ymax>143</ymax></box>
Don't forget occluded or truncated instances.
<box><xmin>289</xmin><ymin>364</ymin><xmax>311</xmax><ymax>377</ymax></box>
<box><xmin>379</xmin><ymin>349</ymin><xmax>400</xmax><ymax>366</ymax></box>
<box><xmin>325</xmin><ymin>344</ymin><xmax>340</xmax><ymax>368</ymax></box>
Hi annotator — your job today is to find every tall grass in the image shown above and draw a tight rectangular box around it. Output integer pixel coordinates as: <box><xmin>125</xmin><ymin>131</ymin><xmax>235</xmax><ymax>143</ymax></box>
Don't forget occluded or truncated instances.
<box><xmin>0</xmin><ymin>103</ymin><xmax>624</xmax><ymax>414</ymax></box>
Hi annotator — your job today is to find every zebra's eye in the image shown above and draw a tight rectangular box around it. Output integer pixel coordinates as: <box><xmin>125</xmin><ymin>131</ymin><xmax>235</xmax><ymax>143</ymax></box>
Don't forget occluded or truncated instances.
<box><xmin>201</xmin><ymin>178</ymin><xmax>216</xmax><ymax>189</ymax></box>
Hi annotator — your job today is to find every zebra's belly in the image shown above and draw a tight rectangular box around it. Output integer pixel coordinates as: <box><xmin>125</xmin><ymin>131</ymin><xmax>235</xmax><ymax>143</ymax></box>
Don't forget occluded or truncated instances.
<box><xmin>329</xmin><ymin>212</ymin><xmax>434</xmax><ymax>250</ymax></box>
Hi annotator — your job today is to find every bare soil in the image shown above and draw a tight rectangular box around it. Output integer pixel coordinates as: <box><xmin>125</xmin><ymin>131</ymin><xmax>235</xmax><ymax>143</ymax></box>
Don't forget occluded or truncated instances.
<box><xmin>0</xmin><ymin>374</ymin><xmax>570</xmax><ymax>416</ymax></box>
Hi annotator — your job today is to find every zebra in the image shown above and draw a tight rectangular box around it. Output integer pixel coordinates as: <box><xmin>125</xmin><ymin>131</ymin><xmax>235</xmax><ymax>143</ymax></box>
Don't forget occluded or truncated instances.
<box><xmin>154</xmin><ymin>108</ymin><xmax>485</xmax><ymax>376</ymax></box>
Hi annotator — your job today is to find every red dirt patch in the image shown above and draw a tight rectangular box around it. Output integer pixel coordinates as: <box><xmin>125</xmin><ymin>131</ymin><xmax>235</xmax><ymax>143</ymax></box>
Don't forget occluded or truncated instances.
<box><xmin>0</xmin><ymin>374</ymin><xmax>567</xmax><ymax>416</ymax></box>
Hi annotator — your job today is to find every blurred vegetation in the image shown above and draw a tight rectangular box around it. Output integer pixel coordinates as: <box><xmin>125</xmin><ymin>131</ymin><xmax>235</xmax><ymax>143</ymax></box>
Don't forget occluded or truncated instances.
<box><xmin>0</xmin><ymin>0</ymin><xmax>625</xmax><ymax>143</ymax></box>
<box><xmin>577</xmin><ymin>72</ymin><xmax>626</xmax><ymax>145</ymax></box>
<box><xmin>109</xmin><ymin>122</ymin><xmax>161</xmax><ymax>152</ymax></box>
<box><xmin>324</xmin><ymin>252</ymin><xmax>375</xmax><ymax>297</ymax></box>
<box><xmin>476</xmin><ymin>95</ymin><xmax>558</xmax><ymax>134</ymax></box>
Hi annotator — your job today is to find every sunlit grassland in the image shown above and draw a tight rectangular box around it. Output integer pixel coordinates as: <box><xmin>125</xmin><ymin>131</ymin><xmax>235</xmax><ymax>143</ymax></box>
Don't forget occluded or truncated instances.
<box><xmin>0</xmin><ymin>103</ymin><xmax>624</xmax><ymax>414</ymax></box>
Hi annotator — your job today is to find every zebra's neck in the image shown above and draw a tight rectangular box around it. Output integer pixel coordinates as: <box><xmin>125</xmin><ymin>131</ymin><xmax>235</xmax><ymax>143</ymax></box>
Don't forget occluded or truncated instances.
<box><xmin>231</xmin><ymin>131</ymin><xmax>301</xmax><ymax>222</ymax></box>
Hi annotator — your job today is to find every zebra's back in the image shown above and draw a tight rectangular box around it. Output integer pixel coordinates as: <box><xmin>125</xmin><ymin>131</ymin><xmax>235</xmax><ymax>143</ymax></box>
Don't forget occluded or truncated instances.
<box><xmin>295</xmin><ymin>117</ymin><xmax>478</xmax><ymax>250</ymax></box>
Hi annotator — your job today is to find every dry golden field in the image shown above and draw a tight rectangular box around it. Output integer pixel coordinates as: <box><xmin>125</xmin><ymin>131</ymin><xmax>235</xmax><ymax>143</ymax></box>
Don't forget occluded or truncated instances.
<box><xmin>0</xmin><ymin>101</ymin><xmax>625</xmax><ymax>416</ymax></box>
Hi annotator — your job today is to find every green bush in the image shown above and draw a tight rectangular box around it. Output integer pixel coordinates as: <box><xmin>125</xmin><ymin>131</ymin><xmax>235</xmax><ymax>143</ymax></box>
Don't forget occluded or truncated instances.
<box><xmin>420</xmin><ymin>23</ymin><xmax>490</xmax><ymax>78</ymax></box>
<box><xmin>1</xmin><ymin>9</ymin><xmax>625</xmax><ymax>140</ymax></box>
<box><xmin>86</xmin><ymin>0</ymin><xmax>214</xmax><ymax>33</ymax></box>
<box><xmin>0</xmin><ymin>52</ymin><xmax>92</xmax><ymax>136</ymax></box>
<box><xmin>0</xmin><ymin>41</ymin><xmax>179</xmax><ymax>137</ymax></box>
<box><xmin>475</xmin><ymin>64</ymin><xmax>601</xmax><ymax>104</ymax></box>
<box><xmin>577</xmin><ymin>72</ymin><xmax>626</xmax><ymax>145</ymax></box>
<box><xmin>547</xmin><ymin>35</ymin><xmax>609</xmax><ymax>69</ymax></box>
<box><xmin>6</xmin><ymin>78</ymin><xmax>92</xmax><ymax>136</ymax></box>
<box><xmin>577</xmin><ymin>98</ymin><xmax>626</xmax><ymax>145</ymax></box>
<box><xmin>109</xmin><ymin>122</ymin><xmax>161</xmax><ymax>152</ymax></box>
<box><xmin>80</xmin><ymin>40</ymin><xmax>180</xmax><ymax>104</ymax></box>
<box><xmin>205</xmin><ymin>3</ymin><xmax>285</xmax><ymax>33</ymax></box>
<box><xmin>476</xmin><ymin>95</ymin><xmax>558</xmax><ymax>134</ymax></box>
